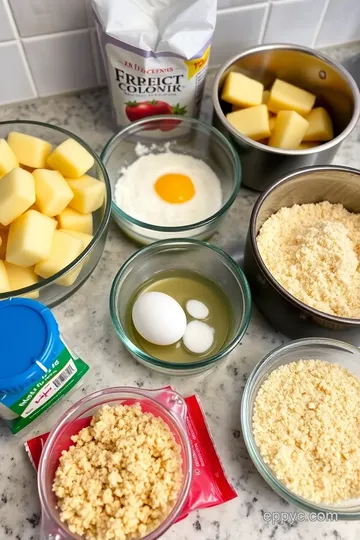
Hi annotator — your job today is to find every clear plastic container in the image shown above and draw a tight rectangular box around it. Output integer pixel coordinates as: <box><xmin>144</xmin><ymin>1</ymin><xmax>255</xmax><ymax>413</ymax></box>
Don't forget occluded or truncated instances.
<box><xmin>38</xmin><ymin>387</ymin><xmax>193</xmax><ymax>539</ymax></box>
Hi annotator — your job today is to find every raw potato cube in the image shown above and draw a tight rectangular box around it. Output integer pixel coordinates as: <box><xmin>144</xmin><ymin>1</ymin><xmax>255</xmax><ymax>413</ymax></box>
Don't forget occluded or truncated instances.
<box><xmin>298</xmin><ymin>141</ymin><xmax>319</xmax><ymax>149</ymax></box>
<box><xmin>33</xmin><ymin>169</ymin><xmax>74</xmax><ymax>217</ymax></box>
<box><xmin>7</xmin><ymin>132</ymin><xmax>52</xmax><ymax>169</ymax></box>
<box><xmin>221</xmin><ymin>72</ymin><xmax>263</xmax><ymax>108</ymax></box>
<box><xmin>0</xmin><ymin>261</ymin><xmax>10</xmax><ymax>293</ymax></box>
<box><xmin>47</xmin><ymin>138</ymin><xmax>94</xmax><ymax>178</ymax></box>
<box><xmin>269</xmin><ymin>111</ymin><xmax>309</xmax><ymax>149</ymax></box>
<box><xmin>267</xmin><ymin>79</ymin><xmax>316</xmax><ymax>116</ymax></box>
<box><xmin>60</xmin><ymin>229</ymin><xmax>93</xmax><ymax>248</ymax></box>
<box><xmin>35</xmin><ymin>230</ymin><xmax>84</xmax><ymax>287</ymax></box>
<box><xmin>0</xmin><ymin>139</ymin><xmax>18</xmax><ymax>178</ymax></box>
<box><xmin>6</xmin><ymin>210</ymin><xmax>56</xmax><ymax>267</ymax></box>
<box><xmin>67</xmin><ymin>175</ymin><xmax>105</xmax><ymax>214</ymax></box>
<box><xmin>303</xmin><ymin>107</ymin><xmax>334</xmax><ymax>142</ymax></box>
<box><xmin>57</xmin><ymin>208</ymin><xmax>93</xmax><ymax>234</ymax></box>
<box><xmin>262</xmin><ymin>90</ymin><xmax>270</xmax><ymax>105</ymax></box>
<box><xmin>269</xmin><ymin>116</ymin><xmax>277</xmax><ymax>132</ymax></box>
<box><xmin>226</xmin><ymin>104</ymin><xmax>270</xmax><ymax>141</ymax></box>
<box><xmin>4</xmin><ymin>262</ymin><xmax>39</xmax><ymax>299</ymax></box>
<box><xmin>0</xmin><ymin>168</ymin><xmax>36</xmax><ymax>226</ymax></box>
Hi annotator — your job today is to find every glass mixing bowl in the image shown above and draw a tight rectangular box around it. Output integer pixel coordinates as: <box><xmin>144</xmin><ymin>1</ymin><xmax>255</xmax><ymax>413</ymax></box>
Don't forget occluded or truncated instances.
<box><xmin>0</xmin><ymin>120</ymin><xmax>111</xmax><ymax>307</ymax></box>
<box><xmin>38</xmin><ymin>386</ymin><xmax>192</xmax><ymax>540</ymax></box>
<box><xmin>110</xmin><ymin>239</ymin><xmax>251</xmax><ymax>375</ymax></box>
<box><xmin>241</xmin><ymin>337</ymin><xmax>360</xmax><ymax>519</ymax></box>
<box><xmin>101</xmin><ymin>116</ymin><xmax>241</xmax><ymax>245</ymax></box>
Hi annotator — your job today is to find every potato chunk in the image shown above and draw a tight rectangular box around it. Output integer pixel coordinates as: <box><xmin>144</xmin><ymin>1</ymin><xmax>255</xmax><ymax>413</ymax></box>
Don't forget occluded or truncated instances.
<box><xmin>33</xmin><ymin>169</ymin><xmax>74</xmax><ymax>217</ymax></box>
<box><xmin>35</xmin><ymin>230</ymin><xmax>84</xmax><ymax>286</ymax></box>
<box><xmin>4</xmin><ymin>262</ymin><xmax>39</xmax><ymax>298</ymax></box>
<box><xmin>6</xmin><ymin>210</ymin><xmax>56</xmax><ymax>267</ymax></box>
<box><xmin>303</xmin><ymin>107</ymin><xmax>334</xmax><ymax>142</ymax></box>
<box><xmin>67</xmin><ymin>175</ymin><xmax>105</xmax><ymax>214</ymax></box>
<box><xmin>269</xmin><ymin>111</ymin><xmax>309</xmax><ymax>149</ymax></box>
<box><xmin>0</xmin><ymin>261</ymin><xmax>10</xmax><ymax>293</ymax></box>
<box><xmin>47</xmin><ymin>138</ymin><xmax>94</xmax><ymax>178</ymax></box>
<box><xmin>0</xmin><ymin>168</ymin><xmax>35</xmax><ymax>226</ymax></box>
<box><xmin>221</xmin><ymin>72</ymin><xmax>263</xmax><ymax>108</ymax></box>
<box><xmin>267</xmin><ymin>79</ymin><xmax>315</xmax><ymax>116</ymax></box>
<box><xmin>57</xmin><ymin>208</ymin><xmax>93</xmax><ymax>234</ymax></box>
<box><xmin>7</xmin><ymin>132</ymin><xmax>52</xmax><ymax>169</ymax></box>
<box><xmin>226</xmin><ymin>104</ymin><xmax>270</xmax><ymax>141</ymax></box>
<box><xmin>0</xmin><ymin>139</ymin><xmax>18</xmax><ymax>178</ymax></box>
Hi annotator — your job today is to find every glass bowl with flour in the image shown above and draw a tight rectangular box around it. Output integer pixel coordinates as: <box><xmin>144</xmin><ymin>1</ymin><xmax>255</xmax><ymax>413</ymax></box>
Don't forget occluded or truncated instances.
<box><xmin>101</xmin><ymin>116</ymin><xmax>241</xmax><ymax>244</ymax></box>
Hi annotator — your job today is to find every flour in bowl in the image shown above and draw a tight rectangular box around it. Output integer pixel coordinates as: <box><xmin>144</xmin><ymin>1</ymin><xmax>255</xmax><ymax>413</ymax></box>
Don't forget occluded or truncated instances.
<box><xmin>114</xmin><ymin>152</ymin><xmax>222</xmax><ymax>226</ymax></box>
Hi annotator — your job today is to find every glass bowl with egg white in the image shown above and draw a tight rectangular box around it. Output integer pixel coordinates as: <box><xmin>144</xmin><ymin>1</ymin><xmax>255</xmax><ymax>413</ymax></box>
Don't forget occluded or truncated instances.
<box><xmin>101</xmin><ymin>116</ymin><xmax>241</xmax><ymax>244</ymax></box>
<box><xmin>109</xmin><ymin>239</ymin><xmax>251</xmax><ymax>376</ymax></box>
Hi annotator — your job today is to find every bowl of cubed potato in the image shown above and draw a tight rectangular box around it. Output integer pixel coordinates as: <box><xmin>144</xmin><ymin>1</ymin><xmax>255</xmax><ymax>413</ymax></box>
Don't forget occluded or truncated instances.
<box><xmin>0</xmin><ymin>120</ymin><xmax>111</xmax><ymax>307</ymax></box>
<box><xmin>212</xmin><ymin>43</ymin><xmax>360</xmax><ymax>191</ymax></box>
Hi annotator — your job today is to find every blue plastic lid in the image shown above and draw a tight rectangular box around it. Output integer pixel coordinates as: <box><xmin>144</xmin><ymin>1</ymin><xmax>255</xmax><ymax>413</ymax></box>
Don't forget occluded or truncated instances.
<box><xmin>0</xmin><ymin>298</ymin><xmax>60</xmax><ymax>393</ymax></box>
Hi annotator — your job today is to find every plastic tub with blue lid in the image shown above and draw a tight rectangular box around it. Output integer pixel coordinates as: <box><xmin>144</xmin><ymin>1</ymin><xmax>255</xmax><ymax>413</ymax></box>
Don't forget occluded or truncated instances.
<box><xmin>0</xmin><ymin>297</ymin><xmax>89</xmax><ymax>434</ymax></box>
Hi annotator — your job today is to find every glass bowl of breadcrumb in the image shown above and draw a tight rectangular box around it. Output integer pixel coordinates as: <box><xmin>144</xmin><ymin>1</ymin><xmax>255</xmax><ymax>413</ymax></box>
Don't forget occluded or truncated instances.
<box><xmin>241</xmin><ymin>337</ymin><xmax>360</xmax><ymax>519</ymax></box>
<box><xmin>38</xmin><ymin>386</ymin><xmax>192</xmax><ymax>540</ymax></box>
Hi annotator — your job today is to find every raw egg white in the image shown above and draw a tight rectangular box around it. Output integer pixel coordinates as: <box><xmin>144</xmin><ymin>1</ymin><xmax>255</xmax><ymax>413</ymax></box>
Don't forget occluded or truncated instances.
<box><xmin>182</xmin><ymin>320</ymin><xmax>215</xmax><ymax>354</ymax></box>
<box><xmin>114</xmin><ymin>152</ymin><xmax>222</xmax><ymax>227</ymax></box>
<box><xmin>132</xmin><ymin>291</ymin><xmax>187</xmax><ymax>346</ymax></box>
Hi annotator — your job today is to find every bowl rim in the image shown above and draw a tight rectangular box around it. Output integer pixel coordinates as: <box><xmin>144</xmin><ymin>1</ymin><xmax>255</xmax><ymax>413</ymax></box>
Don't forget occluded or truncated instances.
<box><xmin>38</xmin><ymin>385</ymin><xmax>193</xmax><ymax>539</ymax></box>
<box><xmin>212</xmin><ymin>42</ymin><xmax>360</xmax><ymax>155</ymax></box>
<box><xmin>241</xmin><ymin>336</ymin><xmax>360</xmax><ymax>518</ymax></box>
<box><xmin>109</xmin><ymin>238</ymin><xmax>252</xmax><ymax>370</ymax></box>
<box><xmin>0</xmin><ymin>119</ymin><xmax>111</xmax><ymax>298</ymax></box>
<box><xmin>100</xmin><ymin>115</ymin><xmax>242</xmax><ymax>232</ymax></box>
<box><xmin>249</xmin><ymin>164</ymin><xmax>360</xmax><ymax>326</ymax></box>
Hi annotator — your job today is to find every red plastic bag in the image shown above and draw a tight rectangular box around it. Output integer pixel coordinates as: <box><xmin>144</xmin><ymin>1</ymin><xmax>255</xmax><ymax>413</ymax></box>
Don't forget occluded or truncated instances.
<box><xmin>25</xmin><ymin>391</ymin><xmax>237</xmax><ymax>522</ymax></box>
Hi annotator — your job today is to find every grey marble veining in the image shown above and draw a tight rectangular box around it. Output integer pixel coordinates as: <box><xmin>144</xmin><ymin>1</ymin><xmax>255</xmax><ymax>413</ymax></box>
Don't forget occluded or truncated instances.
<box><xmin>0</xmin><ymin>42</ymin><xmax>359</xmax><ymax>540</ymax></box>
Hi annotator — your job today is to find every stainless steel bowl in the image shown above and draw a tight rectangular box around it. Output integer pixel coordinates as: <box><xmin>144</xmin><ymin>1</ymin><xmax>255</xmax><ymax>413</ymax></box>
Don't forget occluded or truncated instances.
<box><xmin>243</xmin><ymin>165</ymin><xmax>360</xmax><ymax>345</ymax></box>
<box><xmin>212</xmin><ymin>44</ymin><xmax>360</xmax><ymax>191</ymax></box>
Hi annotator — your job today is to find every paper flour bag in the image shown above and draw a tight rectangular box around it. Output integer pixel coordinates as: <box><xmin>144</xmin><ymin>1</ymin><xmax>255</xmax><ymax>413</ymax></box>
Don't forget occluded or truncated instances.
<box><xmin>92</xmin><ymin>0</ymin><xmax>217</xmax><ymax>130</ymax></box>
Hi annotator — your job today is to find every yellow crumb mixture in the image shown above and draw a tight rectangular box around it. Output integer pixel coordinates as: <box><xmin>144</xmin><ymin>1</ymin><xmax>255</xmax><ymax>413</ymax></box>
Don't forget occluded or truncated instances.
<box><xmin>53</xmin><ymin>403</ymin><xmax>182</xmax><ymax>540</ymax></box>
<box><xmin>257</xmin><ymin>201</ymin><xmax>360</xmax><ymax>318</ymax></box>
<box><xmin>253</xmin><ymin>359</ymin><xmax>360</xmax><ymax>503</ymax></box>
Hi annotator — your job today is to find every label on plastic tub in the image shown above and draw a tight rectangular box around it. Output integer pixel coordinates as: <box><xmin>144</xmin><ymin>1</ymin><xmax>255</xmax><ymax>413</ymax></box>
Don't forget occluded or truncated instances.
<box><xmin>0</xmin><ymin>298</ymin><xmax>89</xmax><ymax>434</ymax></box>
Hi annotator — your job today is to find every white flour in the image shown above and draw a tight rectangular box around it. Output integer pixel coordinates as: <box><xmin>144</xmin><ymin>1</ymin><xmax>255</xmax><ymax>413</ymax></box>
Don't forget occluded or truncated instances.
<box><xmin>114</xmin><ymin>152</ymin><xmax>222</xmax><ymax>226</ymax></box>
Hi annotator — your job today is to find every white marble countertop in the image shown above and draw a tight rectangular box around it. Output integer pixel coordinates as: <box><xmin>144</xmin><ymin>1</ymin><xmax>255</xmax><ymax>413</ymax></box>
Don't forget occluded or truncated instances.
<box><xmin>0</xmin><ymin>42</ymin><xmax>360</xmax><ymax>540</ymax></box>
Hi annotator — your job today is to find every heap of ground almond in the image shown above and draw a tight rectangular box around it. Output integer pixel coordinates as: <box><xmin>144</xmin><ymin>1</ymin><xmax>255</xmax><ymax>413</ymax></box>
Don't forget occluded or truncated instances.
<box><xmin>256</xmin><ymin>201</ymin><xmax>360</xmax><ymax>318</ymax></box>
<box><xmin>53</xmin><ymin>403</ymin><xmax>182</xmax><ymax>540</ymax></box>
<box><xmin>253</xmin><ymin>359</ymin><xmax>360</xmax><ymax>503</ymax></box>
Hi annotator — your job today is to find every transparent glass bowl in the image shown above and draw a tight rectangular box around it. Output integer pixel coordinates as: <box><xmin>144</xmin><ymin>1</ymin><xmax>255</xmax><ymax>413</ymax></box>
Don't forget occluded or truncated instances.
<box><xmin>38</xmin><ymin>386</ymin><xmax>192</xmax><ymax>540</ymax></box>
<box><xmin>241</xmin><ymin>337</ymin><xmax>360</xmax><ymax>519</ymax></box>
<box><xmin>100</xmin><ymin>115</ymin><xmax>241</xmax><ymax>245</ymax></box>
<box><xmin>0</xmin><ymin>120</ymin><xmax>111</xmax><ymax>307</ymax></box>
<box><xmin>110</xmin><ymin>239</ymin><xmax>252</xmax><ymax>375</ymax></box>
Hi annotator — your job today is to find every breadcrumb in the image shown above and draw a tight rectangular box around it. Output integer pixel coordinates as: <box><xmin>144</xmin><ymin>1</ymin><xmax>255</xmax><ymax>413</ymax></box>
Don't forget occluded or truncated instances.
<box><xmin>253</xmin><ymin>359</ymin><xmax>360</xmax><ymax>503</ymax></box>
<box><xmin>257</xmin><ymin>201</ymin><xmax>360</xmax><ymax>318</ymax></box>
<box><xmin>53</xmin><ymin>403</ymin><xmax>182</xmax><ymax>540</ymax></box>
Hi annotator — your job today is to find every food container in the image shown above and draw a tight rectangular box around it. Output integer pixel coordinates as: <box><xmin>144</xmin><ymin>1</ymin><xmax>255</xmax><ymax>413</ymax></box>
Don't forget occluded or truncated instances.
<box><xmin>0</xmin><ymin>298</ymin><xmax>89</xmax><ymax>434</ymax></box>
<box><xmin>0</xmin><ymin>120</ymin><xmax>111</xmax><ymax>307</ymax></box>
<box><xmin>241</xmin><ymin>337</ymin><xmax>360</xmax><ymax>519</ymax></box>
<box><xmin>100</xmin><ymin>116</ymin><xmax>241</xmax><ymax>244</ymax></box>
<box><xmin>38</xmin><ymin>386</ymin><xmax>192</xmax><ymax>540</ymax></box>
<box><xmin>243</xmin><ymin>165</ymin><xmax>360</xmax><ymax>345</ymax></box>
<box><xmin>110</xmin><ymin>239</ymin><xmax>251</xmax><ymax>375</ymax></box>
<box><xmin>212</xmin><ymin>43</ymin><xmax>360</xmax><ymax>191</ymax></box>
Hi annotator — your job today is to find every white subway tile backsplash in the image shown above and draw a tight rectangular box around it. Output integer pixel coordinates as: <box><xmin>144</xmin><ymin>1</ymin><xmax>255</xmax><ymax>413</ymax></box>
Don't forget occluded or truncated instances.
<box><xmin>316</xmin><ymin>0</ymin><xmax>360</xmax><ymax>47</ymax></box>
<box><xmin>0</xmin><ymin>42</ymin><xmax>35</xmax><ymax>104</ymax></box>
<box><xmin>264</xmin><ymin>0</ymin><xmax>327</xmax><ymax>46</ymax></box>
<box><xmin>218</xmin><ymin>0</ymin><xmax>264</xmax><ymax>9</ymax></box>
<box><xmin>23</xmin><ymin>31</ymin><xmax>97</xmax><ymax>97</ymax></box>
<box><xmin>90</xmin><ymin>29</ymin><xmax>106</xmax><ymax>85</ymax></box>
<box><xmin>210</xmin><ymin>4</ymin><xmax>268</xmax><ymax>66</ymax></box>
<box><xmin>0</xmin><ymin>0</ymin><xmax>15</xmax><ymax>41</ymax></box>
<box><xmin>9</xmin><ymin>0</ymin><xmax>88</xmax><ymax>38</ymax></box>
<box><xmin>0</xmin><ymin>0</ymin><xmax>358</xmax><ymax>106</ymax></box>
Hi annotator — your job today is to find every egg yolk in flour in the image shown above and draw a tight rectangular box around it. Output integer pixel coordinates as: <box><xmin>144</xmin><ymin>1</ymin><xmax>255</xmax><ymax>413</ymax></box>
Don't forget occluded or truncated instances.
<box><xmin>154</xmin><ymin>173</ymin><xmax>195</xmax><ymax>203</ymax></box>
